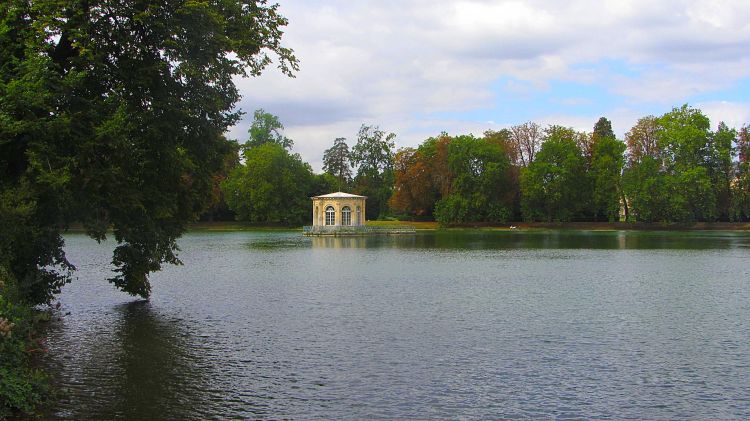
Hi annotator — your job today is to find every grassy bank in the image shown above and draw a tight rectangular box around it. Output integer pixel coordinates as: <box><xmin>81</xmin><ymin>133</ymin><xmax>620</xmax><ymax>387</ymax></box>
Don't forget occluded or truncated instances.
<box><xmin>185</xmin><ymin>220</ymin><xmax>750</xmax><ymax>232</ymax></box>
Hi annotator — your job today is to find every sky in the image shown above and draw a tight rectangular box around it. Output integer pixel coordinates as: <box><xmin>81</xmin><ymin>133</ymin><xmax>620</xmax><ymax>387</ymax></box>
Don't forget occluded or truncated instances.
<box><xmin>229</xmin><ymin>0</ymin><xmax>750</xmax><ymax>171</ymax></box>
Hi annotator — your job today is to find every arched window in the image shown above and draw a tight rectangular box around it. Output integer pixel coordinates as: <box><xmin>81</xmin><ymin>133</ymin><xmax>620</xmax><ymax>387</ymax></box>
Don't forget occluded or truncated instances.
<box><xmin>342</xmin><ymin>206</ymin><xmax>352</xmax><ymax>226</ymax></box>
<box><xmin>356</xmin><ymin>206</ymin><xmax>362</xmax><ymax>225</ymax></box>
<box><xmin>325</xmin><ymin>206</ymin><xmax>335</xmax><ymax>226</ymax></box>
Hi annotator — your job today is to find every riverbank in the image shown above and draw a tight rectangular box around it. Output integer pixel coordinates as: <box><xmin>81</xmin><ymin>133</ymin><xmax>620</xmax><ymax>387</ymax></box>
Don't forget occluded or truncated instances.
<box><xmin>66</xmin><ymin>220</ymin><xmax>750</xmax><ymax>233</ymax></box>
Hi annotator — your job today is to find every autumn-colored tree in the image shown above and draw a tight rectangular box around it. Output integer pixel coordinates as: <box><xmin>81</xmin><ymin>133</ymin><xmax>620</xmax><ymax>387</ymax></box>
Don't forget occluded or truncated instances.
<box><xmin>509</xmin><ymin>122</ymin><xmax>543</xmax><ymax>166</ymax></box>
<box><xmin>626</xmin><ymin>116</ymin><xmax>660</xmax><ymax>164</ymax></box>
<box><xmin>389</xmin><ymin>148</ymin><xmax>437</xmax><ymax>217</ymax></box>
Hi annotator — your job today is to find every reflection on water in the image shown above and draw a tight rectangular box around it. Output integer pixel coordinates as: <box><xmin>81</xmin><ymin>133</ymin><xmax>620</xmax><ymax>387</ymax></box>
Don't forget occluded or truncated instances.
<box><xmin>304</xmin><ymin>229</ymin><xmax>748</xmax><ymax>250</ymax></box>
<box><xmin>46</xmin><ymin>300</ymin><xmax>221</xmax><ymax>420</ymax></box>
<box><xmin>48</xmin><ymin>230</ymin><xmax>750</xmax><ymax>419</ymax></box>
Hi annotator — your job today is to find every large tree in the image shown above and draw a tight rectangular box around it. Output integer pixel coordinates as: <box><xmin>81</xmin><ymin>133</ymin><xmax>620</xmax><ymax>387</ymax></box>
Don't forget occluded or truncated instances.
<box><xmin>244</xmin><ymin>108</ymin><xmax>293</xmax><ymax>151</ymax></box>
<box><xmin>222</xmin><ymin>143</ymin><xmax>314</xmax><ymax>225</ymax></box>
<box><xmin>520</xmin><ymin>126</ymin><xmax>588</xmax><ymax>222</ymax></box>
<box><xmin>508</xmin><ymin>122</ymin><xmax>543</xmax><ymax>167</ymax></box>
<box><xmin>351</xmin><ymin>124</ymin><xmax>396</xmax><ymax>219</ymax></box>
<box><xmin>322</xmin><ymin>137</ymin><xmax>352</xmax><ymax>191</ymax></box>
<box><xmin>434</xmin><ymin>134</ymin><xmax>516</xmax><ymax>224</ymax></box>
<box><xmin>0</xmin><ymin>0</ymin><xmax>298</xmax><ymax>301</ymax></box>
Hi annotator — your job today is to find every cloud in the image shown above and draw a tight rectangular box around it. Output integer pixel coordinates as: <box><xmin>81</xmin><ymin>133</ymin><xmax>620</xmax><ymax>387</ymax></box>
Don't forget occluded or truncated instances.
<box><xmin>232</xmin><ymin>0</ymin><xmax>750</xmax><ymax>171</ymax></box>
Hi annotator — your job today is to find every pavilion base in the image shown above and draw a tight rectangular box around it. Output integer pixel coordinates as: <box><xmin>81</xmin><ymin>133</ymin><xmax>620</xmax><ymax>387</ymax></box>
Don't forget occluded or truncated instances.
<box><xmin>302</xmin><ymin>225</ymin><xmax>416</xmax><ymax>236</ymax></box>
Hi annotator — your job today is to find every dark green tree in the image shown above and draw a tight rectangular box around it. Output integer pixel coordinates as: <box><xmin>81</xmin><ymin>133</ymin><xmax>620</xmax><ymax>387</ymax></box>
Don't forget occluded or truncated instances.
<box><xmin>520</xmin><ymin>126</ymin><xmax>588</xmax><ymax>222</ymax></box>
<box><xmin>351</xmin><ymin>125</ymin><xmax>396</xmax><ymax>219</ymax></box>
<box><xmin>708</xmin><ymin>122</ymin><xmax>735</xmax><ymax>221</ymax></box>
<box><xmin>322</xmin><ymin>137</ymin><xmax>352</xmax><ymax>191</ymax></box>
<box><xmin>590</xmin><ymin>136</ymin><xmax>626</xmax><ymax>221</ymax></box>
<box><xmin>244</xmin><ymin>109</ymin><xmax>293</xmax><ymax>151</ymax></box>
<box><xmin>0</xmin><ymin>0</ymin><xmax>298</xmax><ymax>301</ymax></box>
<box><xmin>221</xmin><ymin>143</ymin><xmax>314</xmax><ymax>225</ymax></box>
<box><xmin>730</xmin><ymin>126</ymin><xmax>750</xmax><ymax>221</ymax></box>
<box><xmin>434</xmin><ymin>134</ymin><xmax>516</xmax><ymax>224</ymax></box>
<box><xmin>593</xmin><ymin>117</ymin><xmax>615</xmax><ymax>141</ymax></box>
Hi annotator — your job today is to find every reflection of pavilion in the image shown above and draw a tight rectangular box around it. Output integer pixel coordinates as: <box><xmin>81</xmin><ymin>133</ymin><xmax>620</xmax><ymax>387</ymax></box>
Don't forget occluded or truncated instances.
<box><xmin>310</xmin><ymin>236</ymin><xmax>368</xmax><ymax>248</ymax></box>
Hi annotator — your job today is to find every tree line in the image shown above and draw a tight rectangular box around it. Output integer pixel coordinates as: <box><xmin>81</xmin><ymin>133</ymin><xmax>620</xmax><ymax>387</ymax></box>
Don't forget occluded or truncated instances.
<box><xmin>219</xmin><ymin>105</ymin><xmax>750</xmax><ymax>225</ymax></box>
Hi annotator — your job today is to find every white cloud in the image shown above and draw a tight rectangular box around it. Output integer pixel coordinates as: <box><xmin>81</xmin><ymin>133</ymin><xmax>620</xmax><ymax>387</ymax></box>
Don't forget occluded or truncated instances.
<box><xmin>232</xmin><ymin>0</ymin><xmax>750</xmax><ymax>171</ymax></box>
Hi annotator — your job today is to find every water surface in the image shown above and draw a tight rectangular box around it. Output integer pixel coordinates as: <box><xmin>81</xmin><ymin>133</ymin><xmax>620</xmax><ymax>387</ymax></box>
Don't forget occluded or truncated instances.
<box><xmin>46</xmin><ymin>230</ymin><xmax>750</xmax><ymax>419</ymax></box>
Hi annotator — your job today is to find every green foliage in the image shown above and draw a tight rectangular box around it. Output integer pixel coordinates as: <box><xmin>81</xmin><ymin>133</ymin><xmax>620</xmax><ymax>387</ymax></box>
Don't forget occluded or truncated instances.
<box><xmin>0</xmin><ymin>267</ymin><xmax>48</xmax><ymax>418</ymax></box>
<box><xmin>622</xmin><ymin>156</ymin><xmax>672</xmax><ymax>222</ymax></box>
<box><xmin>593</xmin><ymin>117</ymin><xmax>615</xmax><ymax>141</ymax></box>
<box><xmin>322</xmin><ymin>137</ymin><xmax>352</xmax><ymax>191</ymax></box>
<box><xmin>222</xmin><ymin>143</ymin><xmax>315</xmax><ymax>226</ymax></box>
<box><xmin>590</xmin><ymin>135</ymin><xmax>626</xmax><ymax>221</ymax></box>
<box><xmin>709</xmin><ymin>122</ymin><xmax>736</xmax><ymax>220</ymax></box>
<box><xmin>351</xmin><ymin>125</ymin><xmax>396</xmax><ymax>219</ymax></box>
<box><xmin>623</xmin><ymin>105</ymin><xmax>721</xmax><ymax>223</ymax></box>
<box><xmin>434</xmin><ymin>134</ymin><xmax>515</xmax><ymax>224</ymax></box>
<box><xmin>0</xmin><ymin>0</ymin><xmax>297</xmax><ymax>300</ymax></box>
<box><xmin>520</xmin><ymin>127</ymin><xmax>588</xmax><ymax>222</ymax></box>
<box><xmin>731</xmin><ymin>126</ymin><xmax>750</xmax><ymax>221</ymax></box>
<box><xmin>244</xmin><ymin>109</ymin><xmax>293</xmax><ymax>151</ymax></box>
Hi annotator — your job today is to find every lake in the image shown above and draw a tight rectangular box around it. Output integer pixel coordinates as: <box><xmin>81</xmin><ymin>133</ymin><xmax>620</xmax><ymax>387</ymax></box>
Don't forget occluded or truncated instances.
<box><xmin>46</xmin><ymin>230</ymin><xmax>750</xmax><ymax>419</ymax></box>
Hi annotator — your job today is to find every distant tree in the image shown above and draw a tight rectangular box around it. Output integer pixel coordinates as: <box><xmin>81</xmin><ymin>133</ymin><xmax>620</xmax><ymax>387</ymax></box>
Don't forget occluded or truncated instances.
<box><xmin>509</xmin><ymin>122</ymin><xmax>543</xmax><ymax>166</ymax></box>
<box><xmin>520</xmin><ymin>127</ymin><xmax>587</xmax><ymax>221</ymax></box>
<box><xmin>200</xmin><ymin>138</ymin><xmax>241</xmax><ymax>221</ymax></box>
<box><xmin>626</xmin><ymin>116</ymin><xmax>660</xmax><ymax>164</ymax></box>
<box><xmin>593</xmin><ymin>117</ymin><xmax>615</xmax><ymax>141</ymax></box>
<box><xmin>389</xmin><ymin>147</ymin><xmax>437</xmax><ymax>218</ymax></box>
<box><xmin>623</xmin><ymin>105</ymin><xmax>717</xmax><ymax>223</ymax></box>
<box><xmin>351</xmin><ymin>125</ymin><xmax>396</xmax><ymax>219</ymax></box>
<box><xmin>730</xmin><ymin>126</ymin><xmax>750</xmax><ymax>221</ymax></box>
<box><xmin>322</xmin><ymin>137</ymin><xmax>352</xmax><ymax>191</ymax></box>
<box><xmin>622</xmin><ymin>156</ymin><xmax>672</xmax><ymax>222</ymax></box>
<box><xmin>709</xmin><ymin>122</ymin><xmax>736</xmax><ymax>220</ymax></box>
<box><xmin>590</xmin><ymin>136</ymin><xmax>626</xmax><ymax>221</ymax></box>
<box><xmin>434</xmin><ymin>134</ymin><xmax>516</xmax><ymax>224</ymax></box>
<box><xmin>244</xmin><ymin>109</ymin><xmax>294</xmax><ymax>151</ymax></box>
<box><xmin>222</xmin><ymin>143</ymin><xmax>314</xmax><ymax>225</ymax></box>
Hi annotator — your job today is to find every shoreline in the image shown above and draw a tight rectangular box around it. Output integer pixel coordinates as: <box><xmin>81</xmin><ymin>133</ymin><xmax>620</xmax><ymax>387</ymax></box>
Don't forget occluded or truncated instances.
<box><xmin>63</xmin><ymin>220</ymin><xmax>750</xmax><ymax>233</ymax></box>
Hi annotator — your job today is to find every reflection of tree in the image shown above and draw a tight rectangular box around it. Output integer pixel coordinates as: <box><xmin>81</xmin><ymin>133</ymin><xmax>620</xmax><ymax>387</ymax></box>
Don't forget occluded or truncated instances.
<box><xmin>107</xmin><ymin>301</ymin><xmax>213</xmax><ymax>419</ymax></box>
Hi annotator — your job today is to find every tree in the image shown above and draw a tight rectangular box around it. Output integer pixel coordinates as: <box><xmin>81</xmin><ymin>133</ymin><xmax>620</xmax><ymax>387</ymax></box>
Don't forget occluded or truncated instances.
<box><xmin>244</xmin><ymin>109</ymin><xmax>293</xmax><ymax>151</ymax></box>
<box><xmin>520</xmin><ymin>127</ymin><xmax>587</xmax><ymax>222</ymax></box>
<box><xmin>657</xmin><ymin>105</ymin><xmax>716</xmax><ymax>221</ymax></box>
<box><xmin>593</xmin><ymin>117</ymin><xmax>615</xmax><ymax>141</ymax></box>
<box><xmin>590</xmin><ymin>136</ymin><xmax>626</xmax><ymax>221</ymax></box>
<box><xmin>509</xmin><ymin>122</ymin><xmax>543</xmax><ymax>166</ymax></box>
<box><xmin>0</xmin><ymin>0</ymin><xmax>298</xmax><ymax>302</ymax></box>
<box><xmin>730</xmin><ymin>126</ymin><xmax>750</xmax><ymax>221</ymax></box>
<box><xmin>351</xmin><ymin>125</ymin><xmax>396</xmax><ymax>219</ymax></box>
<box><xmin>626</xmin><ymin>116</ymin><xmax>660</xmax><ymax>164</ymax></box>
<box><xmin>222</xmin><ymin>143</ymin><xmax>314</xmax><ymax>225</ymax></box>
<box><xmin>623</xmin><ymin>106</ymin><xmax>717</xmax><ymax>223</ymax></box>
<box><xmin>389</xmin><ymin>147</ymin><xmax>437</xmax><ymax>218</ymax></box>
<box><xmin>434</xmin><ymin>134</ymin><xmax>516</xmax><ymax>224</ymax></box>
<box><xmin>322</xmin><ymin>137</ymin><xmax>352</xmax><ymax>191</ymax></box>
<box><xmin>709</xmin><ymin>122</ymin><xmax>736</xmax><ymax>220</ymax></box>
<box><xmin>200</xmin><ymin>138</ymin><xmax>241</xmax><ymax>222</ymax></box>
